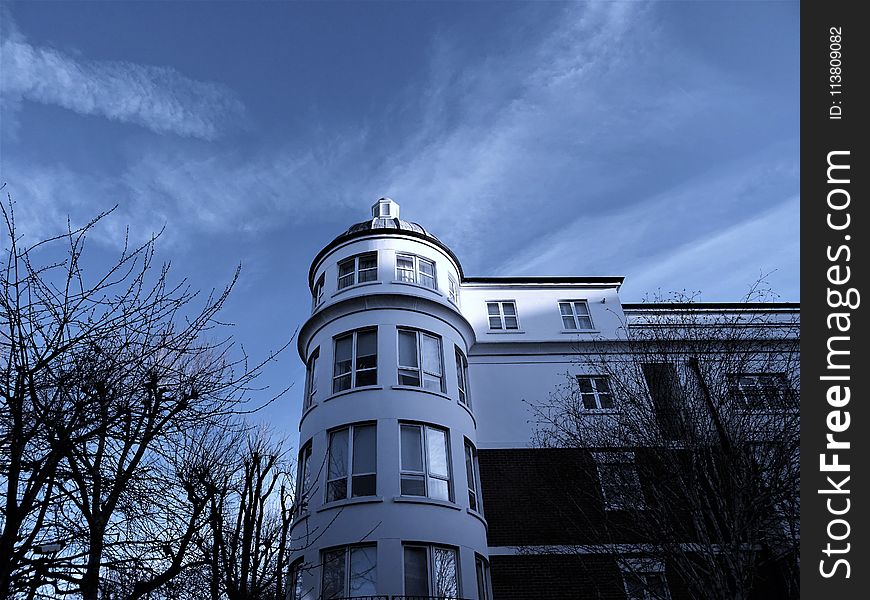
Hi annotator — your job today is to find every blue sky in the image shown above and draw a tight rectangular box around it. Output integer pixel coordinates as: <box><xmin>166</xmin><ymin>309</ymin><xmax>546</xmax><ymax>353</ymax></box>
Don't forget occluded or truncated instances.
<box><xmin>0</xmin><ymin>1</ymin><xmax>799</xmax><ymax>434</ymax></box>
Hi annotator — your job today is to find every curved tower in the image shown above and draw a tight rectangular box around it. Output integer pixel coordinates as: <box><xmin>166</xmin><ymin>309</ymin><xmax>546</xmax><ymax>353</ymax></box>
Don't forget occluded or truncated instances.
<box><xmin>289</xmin><ymin>199</ymin><xmax>489</xmax><ymax>600</ymax></box>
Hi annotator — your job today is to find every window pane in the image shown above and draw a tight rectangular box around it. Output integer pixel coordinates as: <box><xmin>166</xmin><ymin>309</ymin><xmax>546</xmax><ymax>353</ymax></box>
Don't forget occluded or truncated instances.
<box><xmin>356</xmin><ymin>331</ymin><xmax>377</xmax><ymax>367</ymax></box>
<box><xmin>426</xmin><ymin>428</ymin><xmax>449</xmax><ymax>477</ymax></box>
<box><xmin>476</xmin><ymin>557</ymin><xmax>488</xmax><ymax>600</ymax></box>
<box><xmin>349</xmin><ymin>546</ymin><xmax>378</xmax><ymax>595</ymax></box>
<box><xmin>562</xmin><ymin>315</ymin><xmax>576</xmax><ymax>329</ymax></box>
<box><xmin>577</xmin><ymin>377</ymin><xmax>594</xmax><ymax>393</ymax></box>
<box><xmin>433</xmin><ymin>548</ymin><xmax>459</xmax><ymax>596</ymax></box>
<box><xmin>321</xmin><ymin>549</ymin><xmax>345</xmax><ymax>600</ymax></box>
<box><xmin>328</xmin><ymin>429</ymin><xmax>348</xmax><ymax>479</ymax></box>
<box><xmin>327</xmin><ymin>479</ymin><xmax>347</xmax><ymax>503</ymax></box>
<box><xmin>401</xmin><ymin>475</ymin><xmax>426</xmax><ymax>496</ymax></box>
<box><xmin>352</xmin><ymin>474</ymin><xmax>376</xmax><ymax>497</ymax></box>
<box><xmin>398</xmin><ymin>368</ymin><xmax>421</xmax><ymax>386</ymax></box>
<box><xmin>502</xmin><ymin>302</ymin><xmax>516</xmax><ymax>316</ymax></box>
<box><xmin>599</xmin><ymin>392</ymin><xmax>614</xmax><ymax>409</ymax></box>
<box><xmin>422</xmin><ymin>374</ymin><xmax>442</xmax><ymax>392</ymax></box>
<box><xmin>421</xmin><ymin>335</ymin><xmax>442</xmax><ymax>376</ymax></box>
<box><xmin>398</xmin><ymin>330</ymin><xmax>419</xmax><ymax>368</ymax></box>
<box><xmin>578</xmin><ymin>316</ymin><xmax>594</xmax><ymax>329</ymax></box>
<box><xmin>334</xmin><ymin>336</ymin><xmax>353</xmax><ymax>377</ymax></box>
<box><xmin>428</xmin><ymin>476</ymin><xmax>450</xmax><ymax>500</ymax></box>
<box><xmin>574</xmin><ymin>301</ymin><xmax>590</xmax><ymax>316</ymax></box>
<box><xmin>358</xmin><ymin>254</ymin><xmax>377</xmax><ymax>271</ymax></box>
<box><xmin>488</xmin><ymin>316</ymin><xmax>503</xmax><ymax>329</ymax></box>
<box><xmin>504</xmin><ymin>316</ymin><xmax>519</xmax><ymax>329</ymax></box>
<box><xmin>486</xmin><ymin>302</ymin><xmax>500</xmax><ymax>316</ymax></box>
<box><xmin>404</xmin><ymin>547</ymin><xmax>429</xmax><ymax>596</ymax></box>
<box><xmin>353</xmin><ymin>425</ymin><xmax>377</xmax><ymax>474</ymax></box>
<box><xmin>581</xmin><ymin>393</ymin><xmax>598</xmax><ymax>410</ymax></box>
<box><xmin>559</xmin><ymin>302</ymin><xmax>572</xmax><ymax>316</ymax></box>
<box><xmin>401</xmin><ymin>425</ymin><xmax>424</xmax><ymax>471</ymax></box>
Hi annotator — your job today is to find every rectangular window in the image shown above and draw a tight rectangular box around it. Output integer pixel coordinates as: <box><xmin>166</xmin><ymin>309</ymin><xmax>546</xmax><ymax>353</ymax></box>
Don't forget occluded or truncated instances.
<box><xmin>559</xmin><ymin>300</ymin><xmax>594</xmax><ymax>330</ymax></box>
<box><xmin>403</xmin><ymin>544</ymin><xmax>460</xmax><ymax>598</ymax></box>
<box><xmin>729</xmin><ymin>373</ymin><xmax>793</xmax><ymax>410</ymax></box>
<box><xmin>326</xmin><ymin>423</ymin><xmax>377</xmax><ymax>502</ymax></box>
<box><xmin>486</xmin><ymin>301</ymin><xmax>519</xmax><ymax>330</ymax></box>
<box><xmin>321</xmin><ymin>545</ymin><xmax>377</xmax><ymax>599</ymax></box>
<box><xmin>395</xmin><ymin>253</ymin><xmax>437</xmax><ymax>289</ymax></box>
<box><xmin>448</xmin><ymin>274</ymin><xmax>459</xmax><ymax>303</ymax></box>
<box><xmin>577</xmin><ymin>375</ymin><xmax>614</xmax><ymax>410</ymax></box>
<box><xmin>595</xmin><ymin>451</ymin><xmax>644</xmax><ymax>510</ymax></box>
<box><xmin>642</xmin><ymin>363</ymin><xmax>685</xmax><ymax>441</ymax></box>
<box><xmin>296</xmin><ymin>442</ymin><xmax>312</xmax><ymax>514</ymax></box>
<box><xmin>288</xmin><ymin>559</ymin><xmax>304</xmax><ymax>600</ymax></box>
<box><xmin>304</xmin><ymin>348</ymin><xmax>319</xmax><ymax>410</ymax></box>
<box><xmin>623</xmin><ymin>571</ymin><xmax>671</xmax><ymax>600</ymax></box>
<box><xmin>312</xmin><ymin>273</ymin><xmax>325</xmax><ymax>309</ymax></box>
<box><xmin>398</xmin><ymin>329</ymin><xmax>444</xmax><ymax>392</ymax></box>
<box><xmin>455</xmin><ymin>347</ymin><xmax>470</xmax><ymax>407</ymax></box>
<box><xmin>476</xmin><ymin>555</ymin><xmax>493</xmax><ymax>600</ymax></box>
<box><xmin>400</xmin><ymin>423</ymin><xmax>452</xmax><ymax>501</ymax></box>
<box><xmin>337</xmin><ymin>252</ymin><xmax>378</xmax><ymax>290</ymax></box>
<box><xmin>465</xmin><ymin>440</ymin><xmax>482</xmax><ymax>513</ymax></box>
<box><xmin>333</xmin><ymin>329</ymin><xmax>377</xmax><ymax>392</ymax></box>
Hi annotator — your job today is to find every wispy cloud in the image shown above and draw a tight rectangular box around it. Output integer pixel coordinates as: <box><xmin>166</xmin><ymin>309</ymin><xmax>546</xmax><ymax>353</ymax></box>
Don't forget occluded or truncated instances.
<box><xmin>0</xmin><ymin>16</ymin><xmax>245</xmax><ymax>140</ymax></box>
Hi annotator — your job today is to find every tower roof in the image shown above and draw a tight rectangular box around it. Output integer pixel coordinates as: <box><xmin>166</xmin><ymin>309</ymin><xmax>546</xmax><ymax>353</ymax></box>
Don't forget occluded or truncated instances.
<box><xmin>332</xmin><ymin>198</ymin><xmax>440</xmax><ymax>243</ymax></box>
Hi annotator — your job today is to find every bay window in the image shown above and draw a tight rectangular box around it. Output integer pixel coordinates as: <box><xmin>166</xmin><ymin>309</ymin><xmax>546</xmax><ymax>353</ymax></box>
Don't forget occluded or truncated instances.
<box><xmin>333</xmin><ymin>329</ymin><xmax>377</xmax><ymax>392</ymax></box>
<box><xmin>326</xmin><ymin>423</ymin><xmax>377</xmax><ymax>502</ymax></box>
<box><xmin>398</xmin><ymin>329</ymin><xmax>444</xmax><ymax>392</ymax></box>
<box><xmin>399</xmin><ymin>423</ymin><xmax>452</xmax><ymax>501</ymax></box>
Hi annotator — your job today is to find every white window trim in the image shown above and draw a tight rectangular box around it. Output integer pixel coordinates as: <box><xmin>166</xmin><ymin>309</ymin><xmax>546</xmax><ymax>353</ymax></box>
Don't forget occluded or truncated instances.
<box><xmin>321</xmin><ymin>544</ymin><xmax>378</xmax><ymax>599</ymax></box>
<box><xmin>576</xmin><ymin>374</ymin><xmax>614</xmax><ymax>411</ymax></box>
<box><xmin>593</xmin><ymin>451</ymin><xmax>645</xmax><ymax>511</ymax></box>
<box><xmin>332</xmin><ymin>329</ymin><xmax>378</xmax><ymax>393</ymax></box>
<box><xmin>397</xmin><ymin>328</ymin><xmax>445</xmax><ymax>393</ymax></box>
<box><xmin>395</xmin><ymin>252</ymin><xmax>438</xmax><ymax>289</ymax></box>
<box><xmin>403</xmin><ymin>543</ymin><xmax>461</xmax><ymax>598</ymax></box>
<box><xmin>312</xmin><ymin>272</ymin><xmax>325</xmax><ymax>309</ymax></box>
<box><xmin>455</xmin><ymin>347</ymin><xmax>470</xmax><ymax>408</ymax></box>
<box><xmin>559</xmin><ymin>299</ymin><xmax>595</xmax><ymax>331</ymax></box>
<box><xmin>337</xmin><ymin>252</ymin><xmax>378</xmax><ymax>290</ymax></box>
<box><xmin>464</xmin><ymin>439</ymin><xmax>482</xmax><ymax>514</ymax></box>
<box><xmin>399</xmin><ymin>423</ymin><xmax>453</xmax><ymax>502</ymax></box>
<box><xmin>304</xmin><ymin>347</ymin><xmax>319</xmax><ymax>410</ymax></box>
<box><xmin>296</xmin><ymin>441</ymin><xmax>312</xmax><ymax>515</ymax></box>
<box><xmin>486</xmin><ymin>300</ymin><xmax>520</xmax><ymax>330</ymax></box>
<box><xmin>326</xmin><ymin>423</ymin><xmax>377</xmax><ymax>503</ymax></box>
<box><xmin>447</xmin><ymin>273</ymin><xmax>459</xmax><ymax>304</ymax></box>
<box><xmin>728</xmin><ymin>372</ymin><xmax>794</xmax><ymax>411</ymax></box>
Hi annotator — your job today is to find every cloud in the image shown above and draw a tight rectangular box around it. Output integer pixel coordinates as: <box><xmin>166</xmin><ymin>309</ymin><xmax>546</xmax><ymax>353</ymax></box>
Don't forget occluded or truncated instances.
<box><xmin>0</xmin><ymin>16</ymin><xmax>245</xmax><ymax>140</ymax></box>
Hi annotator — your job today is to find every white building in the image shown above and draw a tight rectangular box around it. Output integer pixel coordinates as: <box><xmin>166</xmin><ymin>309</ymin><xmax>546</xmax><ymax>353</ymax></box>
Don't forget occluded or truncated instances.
<box><xmin>288</xmin><ymin>199</ymin><xmax>799</xmax><ymax>600</ymax></box>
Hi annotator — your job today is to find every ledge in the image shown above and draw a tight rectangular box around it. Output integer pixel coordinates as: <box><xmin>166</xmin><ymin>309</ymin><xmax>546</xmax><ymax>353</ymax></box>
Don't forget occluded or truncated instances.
<box><xmin>288</xmin><ymin>511</ymin><xmax>310</xmax><ymax>533</ymax></box>
<box><xmin>324</xmin><ymin>385</ymin><xmax>384</xmax><ymax>402</ymax></box>
<box><xmin>467</xmin><ymin>508</ymin><xmax>488</xmax><ymax>528</ymax></box>
<box><xmin>392</xmin><ymin>496</ymin><xmax>462</xmax><ymax>511</ymax></box>
<box><xmin>391</xmin><ymin>279</ymin><xmax>443</xmax><ymax>296</ymax></box>
<box><xmin>316</xmin><ymin>496</ymin><xmax>384</xmax><ymax>513</ymax></box>
<box><xmin>458</xmin><ymin>400</ymin><xmax>477</xmax><ymax>427</ymax></box>
<box><xmin>331</xmin><ymin>280</ymin><xmax>384</xmax><ymax>298</ymax></box>
<box><xmin>298</xmin><ymin>403</ymin><xmax>318</xmax><ymax>430</ymax></box>
<box><xmin>390</xmin><ymin>385</ymin><xmax>452</xmax><ymax>401</ymax></box>
<box><xmin>486</xmin><ymin>330</ymin><xmax>525</xmax><ymax>335</ymax></box>
<box><xmin>561</xmin><ymin>329</ymin><xmax>600</xmax><ymax>335</ymax></box>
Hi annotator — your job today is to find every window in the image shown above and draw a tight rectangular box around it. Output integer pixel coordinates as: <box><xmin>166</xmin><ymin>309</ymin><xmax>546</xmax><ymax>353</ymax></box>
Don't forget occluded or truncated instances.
<box><xmin>464</xmin><ymin>440</ymin><xmax>482</xmax><ymax>513</ymax></box>
<box><xmin>396</xmin><ymin>253</ymin><xmax>437</xmax><ymax>288</ymax></box>
<box><xmin>296</xmin><ymin>441</ymin><xmax>312</xmax><ymax>514</ymax></box>
<box><xmin>304</xmin><ymin>348</ymin><xmax>319</xmax><ymax>410</ymax></box>
<box><xmin>475</xmin><ymin>555</ymin><xmax>493</xmax><ymax>600</ymax></box>
<box><xmin>337</xmin><ymin>252</ymin><xmax>378</xmax><ymax>290</ymax></box>
<box><xmin>398</xmin><ymin>329</ymin><xmax>444</xmax><ymax>392</ymax></box>
<box><xmin>594</xmin><ymin>451</ymin><xmax>644</xmax><ymax>510</ymax></box>
<box><xmin>448</xmin><ymin>274</ymin><xmax>459</xmax><ymax>303</ymax></box>
<box><xmin>559</xmin><ymin>300</ymin><xmax>594</xmax><ymax>330</ymax></box>
<box><xmin>577</xmin><ymin>375</ymin><xmax>613</xmax><ymax>410</ymax></box>
<box><xmin>455</xmin><ymin>347</ymin><xmax>470</xmax><ymax>407</ymax></box>
<box><xmin>326</xmin><ymin>423</ymin><xmax>377</xmax><ymax>502</ymax></box>
<box><xmin>312</xmin><ymin>273</ymin><xmax>325</xmax><ymax>308</ymax></box>
<box><xmin>400</xmin><ymin>423</ymin><xmax>452</xmax><ymax>501</ymax></box>
<box><xmin>288</xmin><ymin>559</ymin><xmax>305</xmax><ymax>600</ymax></box>
<box><xmin>729</xmin><ymin>373</ymin><xmax>793</xmax><ymax>410</ymax></box>
<box><xmin>333</xmin><ymin>329</ymin><xmax>377</xmax><ymax>392</ymax></box>
<box><xmin>321</xmin><ymin>545</ymin><xmax>377</xmax><ymax>599</ymax></box>
<box><xmin>486</xmin><ymin>301</ymin><xmax>519</xmax><ymax>330</ymax></box>
<box><xmin>642</xmin><ymin>363</ymin><xmax>685</xmax><ymax>441</ymax></box>
<box><xmin>403</xmin><ymin>544</ymin><xmax>459</xmax><ymax>598</ymax></box>
<box><xmin>623</xmin><ymin>571</ymin><xmax>671</xmax><ymax>600</ymax></box>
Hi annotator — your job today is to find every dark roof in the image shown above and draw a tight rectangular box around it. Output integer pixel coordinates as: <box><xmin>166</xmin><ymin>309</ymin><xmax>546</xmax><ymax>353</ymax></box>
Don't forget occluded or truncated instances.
<box><xmin>621</xmin><ymin>302</ymin><xmax>800</xmax><ymax>310</ymax></box>
<box><xmin>463</xmin><ymin>276</ymin><xmax>624</xmax><ymax>286</ymax></box>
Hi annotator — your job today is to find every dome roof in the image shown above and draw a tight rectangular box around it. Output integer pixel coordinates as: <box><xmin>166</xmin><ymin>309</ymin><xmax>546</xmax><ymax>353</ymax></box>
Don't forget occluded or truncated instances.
<box><xmin>330</xmin><ymin>198</ymin><xmax>440</xmax><ymax>245</ymax></box>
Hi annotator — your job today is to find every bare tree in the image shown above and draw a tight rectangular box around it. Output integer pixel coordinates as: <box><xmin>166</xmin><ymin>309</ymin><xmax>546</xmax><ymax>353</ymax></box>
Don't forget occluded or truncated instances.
<box><xmin>0</xmin><ymin>194</ymin><xmax>290</xmax><ymax>599</ymax></box>
<box><xmin>529</xmin><ymin>286</ymin><xmax>799</xmax><ymax>600</ymax></box>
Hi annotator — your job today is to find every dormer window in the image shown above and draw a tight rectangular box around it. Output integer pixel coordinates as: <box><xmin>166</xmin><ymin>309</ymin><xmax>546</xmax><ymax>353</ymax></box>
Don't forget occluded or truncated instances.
<box><xmin>337</xmin><ymin>252</ymin><xmax>378</xmax><ymax>290</ymax></box>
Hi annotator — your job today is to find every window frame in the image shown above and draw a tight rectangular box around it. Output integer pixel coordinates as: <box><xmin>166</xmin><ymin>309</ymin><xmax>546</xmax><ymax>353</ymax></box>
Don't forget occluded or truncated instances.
<box><xmin>622</xmin><ymin>569</ymin><xmax>671</xmax><ymax>600</ymax></box>
<box><xmin>594</xmin><ymin>451</ymin><xmax>645</xmax><ymax>511</ymax></box>
<box><xmin>326</xmin><ymin>423</ymin><xmax>378</xmax><ymax>503</ymax></box>
<box><xmin>337</xmin><ymin>252</ymin><xmax>378</xmax><ymax>290</ymax></box>
<box><xmin>486</xmin><ymin>300</ymin><xmax>519</xmax><ymax>330</ymax></box>
<box><xmin>312</xmin><ymin>272</ymin><xmax>325</xmax><ymax>309</ymax></box>
<box><xmin>464</xmin><ymin>439</ymin><xmax>482</xmax><ymax>513</ymax></box>
<box><xmin>332</xmin><ymin>328</ymin><xmax>378</xmax><ymax>393</ymax></box>
<box><xmin>455</xmin><ymin>346</ymin><xmax>470</xmax><ymax>408</ymax></box>
<box><xmin>402</xmin><ymin>543</ymin><xmax>461</xmax><ymax>598</ymax></box>
<box><xmin>399</xmin><ymin>423</ymin><xmax>453</xmax><ymax>502</ymax></box>
<box><xmin>288</xmin><ymin>558</ymin><xmax>305</xmax><ymax>600</ymax></box>
<box><xmin>321</xmin><ymin>543</ymin><xmax>378</xmax><ymax>600</ymax></box>
<box><xmin>304</xmin><ymin>347</ymin><xmax>319</xmax><ymax>410</ymax></box>
<box><xmin>397</xmin><ymin>328</ymin><xmax>445</xmax><ymax>393</ymax></box>
<box><xmin>296</xmin><ymin>440</ymin><xmax>313</xmax><ymax>515</ymax></box>
<box><xmin>447</xmin><ymin>273</ymin><xmax>459</xmax><ymax>303</ymax></box>
<box><xmin>728</xmin><ymin>372</ymin><xmax>794</xmax><ymax>411</ymax></box>
<box><xmin>395</xmin><ymin>252</ymin><xmax>438</xmax><ymax>289</ymax></box>
<box><xmin>559</xmin><ymin>299</ymin><xmax>595</xmax><ymax>330</ymax></box>
<box><xmin>475</xmin><ymin>554</ymin><xmax>493</xmax><ymax>600</ymax></box>
<box><xmin>576</xmin><ymin>375</ymin><xmax>614</xmax><ymax>410</ymax></box>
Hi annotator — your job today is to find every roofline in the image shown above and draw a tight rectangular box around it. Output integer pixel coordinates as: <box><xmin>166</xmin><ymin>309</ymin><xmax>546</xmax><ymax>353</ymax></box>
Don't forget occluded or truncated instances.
<box><xmin>462</xmin><ymin>276</ymin><xmax>625</xmax><ymax>286</ymax></box>
<box><xmin>308</xmin><ymin>227</ymin><xmax>465</xmax><ymax>288</ymax></box>
<box><xmin>622</xmin><ymin>301</ymin><xmax>800</xmax><ymax>310</ymax></box>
